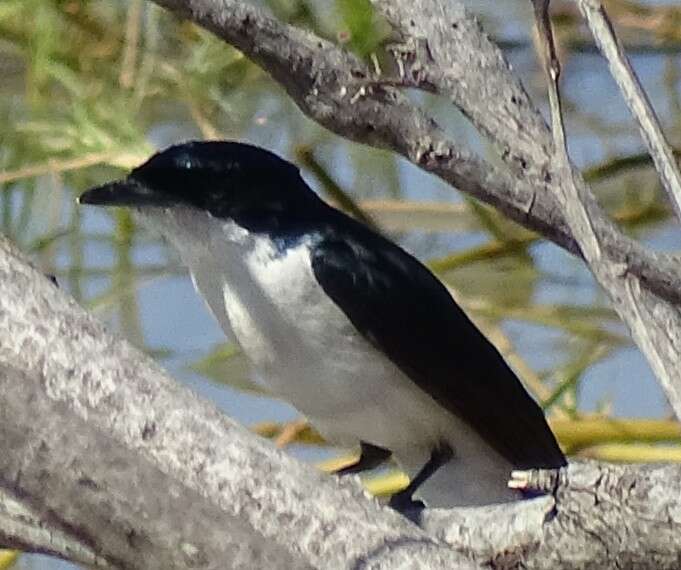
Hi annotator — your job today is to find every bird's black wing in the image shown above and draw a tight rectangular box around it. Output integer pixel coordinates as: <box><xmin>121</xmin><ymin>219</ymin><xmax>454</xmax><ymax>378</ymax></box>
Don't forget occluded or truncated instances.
<box><xmin>310</xmin><ymin>227</ymin><xmax>565</xmax><ymax>469</ymax></box>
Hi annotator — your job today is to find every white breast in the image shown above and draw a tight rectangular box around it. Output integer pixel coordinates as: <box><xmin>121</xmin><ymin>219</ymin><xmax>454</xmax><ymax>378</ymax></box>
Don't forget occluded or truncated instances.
<box><xmin>137</xmin><ymin>206</ymin><xmax>516</xmax><ymax>506</ymax></box>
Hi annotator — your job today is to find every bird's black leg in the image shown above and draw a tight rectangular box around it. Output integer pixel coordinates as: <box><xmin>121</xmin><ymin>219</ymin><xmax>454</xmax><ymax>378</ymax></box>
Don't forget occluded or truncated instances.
<box><xmin>389</xmin><ymin>443</ymin><xmax>454</xmax><ymax>519</ymax></box>
<box><xmin>44</xmin><ymin>273</ymin><xmax>59</xmax><ymax>287</ymax></box>
<box><xmin>334</xmin><ymin>441</ymin><xmax>391</xmax><ymax>476</ymax></box>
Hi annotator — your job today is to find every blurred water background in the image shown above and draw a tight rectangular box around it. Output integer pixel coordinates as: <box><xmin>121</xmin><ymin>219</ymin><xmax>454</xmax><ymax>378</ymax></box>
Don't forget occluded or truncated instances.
<box><xmin>1</xmin><ymin>0</ymin><xmax>681</xmax><ymax>567</ymax></box>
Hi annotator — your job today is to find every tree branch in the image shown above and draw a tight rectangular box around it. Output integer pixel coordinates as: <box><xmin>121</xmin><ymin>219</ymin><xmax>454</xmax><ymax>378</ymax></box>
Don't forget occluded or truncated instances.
<box><xmin>0</xmin><ymin>235</ymin><xmax>469</xmax><ymax>569</ymax></box>
<box><xmin>152</xmin><ymin>0</ymin><xmax>681</xmax><ymax>310</ymax></box>
<box><xmin>426</xmin><ymin>461</ymin><xmax>681</xmax><ymax>569</ymax></box>
<box><xmin>367</xmin><ymin>0</ymin><xmax>681</xmax><ymax>400</ymax></box>
<box><xmin>0</xmin><ymin>484</ymin><xmax>105</xmax><ymax>566</ymax></box>
<box><xmin>148</xmin><ymin>0</ymin><xmax>681</xmax><ymax>418</ymax></box>
<box><xmin>573</xmin><ymin>0</ymin><xmax>681</xmax><ymax>223</ymax></box>
<box><xmin>527</xmin><ymin>0</ymin><xmax>681</xmax><ymax>438</ymax></box>
<box><xmin>2</xmin><ymin>234</ymin><xmax>681</xmax><ymax>568</ymax></box>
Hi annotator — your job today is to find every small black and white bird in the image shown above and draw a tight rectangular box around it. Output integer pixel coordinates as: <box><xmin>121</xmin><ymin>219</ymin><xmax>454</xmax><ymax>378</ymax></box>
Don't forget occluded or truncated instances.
<box><xmin>79</xmin><ymin>141</ymin><xmax>565</xmax><ymax>510</ymax></box>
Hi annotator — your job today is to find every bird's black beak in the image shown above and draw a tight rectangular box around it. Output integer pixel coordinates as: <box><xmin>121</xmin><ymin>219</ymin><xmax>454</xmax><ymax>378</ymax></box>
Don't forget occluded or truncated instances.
<box><xmin>78</xmin><ymin>179</ymin><xmax>175</xmax><ymax>207</ymax></box>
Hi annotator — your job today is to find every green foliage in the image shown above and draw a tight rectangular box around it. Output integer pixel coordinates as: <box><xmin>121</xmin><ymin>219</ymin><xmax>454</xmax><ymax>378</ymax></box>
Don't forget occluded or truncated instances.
<box><xmin>335</xmin><ymin>0</ymin><xmax>388</xmax><ymax>57</ymax></box>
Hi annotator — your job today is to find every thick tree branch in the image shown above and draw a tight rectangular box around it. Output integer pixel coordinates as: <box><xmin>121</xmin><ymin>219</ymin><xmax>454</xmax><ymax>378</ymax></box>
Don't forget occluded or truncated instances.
<box><xmin>0</xmin><ymin>364</ymin><xmax>304</xmax><ymax>570</ymax></box>
<box><xmin>148</xmin><ymin>0</ymin><xmax>681</xmax><ymax>419</ymax></box>
<box><xmin>0</xmin><ymin>484</ymin><xmax>104</xmax><ymax>566</ymax></box>
<box><xmin>0</xmin><ymin>236</ymin><xmax>468</xmax><ymax>569</ymax></box>
<box><xmin>152</xmin><ymin>0</ymin><xmax>681</xmax><ymax>310</ymax></box>
<box><xmin>2</xmin><ymin>235</ymin><xmax>681</xmax><ymax>568</ymax></box>
<box><xmin>426</xmin><ymin>461</ymin><xmax>681</xmax><ymax>569</ymax></box>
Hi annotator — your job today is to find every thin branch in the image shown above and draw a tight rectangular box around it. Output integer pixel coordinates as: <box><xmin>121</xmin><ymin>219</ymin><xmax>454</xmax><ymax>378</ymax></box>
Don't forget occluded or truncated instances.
<box><xmin>574</xmin><ymin>0</ymin><xmax>681</xmax><ymax>224</ymax></box>
<box><xmin>0</xmin><ymin>152</ymin><xmax>142</xmax><ymax>185</ymax></box>
<box><xmin>530</xmin><ymin>0</ymin><xmax>681</xmax><ymax>421</ymax></box>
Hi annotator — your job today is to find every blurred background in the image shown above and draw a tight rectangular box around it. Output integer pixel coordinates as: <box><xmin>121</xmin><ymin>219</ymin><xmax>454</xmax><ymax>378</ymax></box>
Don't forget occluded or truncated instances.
<box><xmin>1</xmin><ymin>0</ymin><xmax>681</xmax><ymax>567</ymax></box>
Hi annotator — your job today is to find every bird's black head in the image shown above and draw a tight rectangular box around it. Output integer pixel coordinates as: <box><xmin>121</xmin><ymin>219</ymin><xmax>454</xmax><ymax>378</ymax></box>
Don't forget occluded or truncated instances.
<box><xmin>79</xmin><ymin>141</ymin><xmax>326</xmax><ymax>231</ymax></box>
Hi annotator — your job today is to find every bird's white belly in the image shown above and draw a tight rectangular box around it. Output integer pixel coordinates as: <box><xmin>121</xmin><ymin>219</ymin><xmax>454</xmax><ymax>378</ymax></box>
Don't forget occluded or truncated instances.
<box><xmin>189</xmin><ymin>235</ymin><xmax>445</xmax><ymax>450</ymax></box>
<box><xmin>138</xmin><ymin>208</ymin><xmax>517</xmax><ymax>506</ymax></box>
<box><xmin>154</xmin><ymin>214</ymin><xmax>516</xmax><ymax>506</ymax></box>
<box><xmin>143</xmin><ymin>209</ymin><xmax>472</xmax><ymax>448</ymax></box>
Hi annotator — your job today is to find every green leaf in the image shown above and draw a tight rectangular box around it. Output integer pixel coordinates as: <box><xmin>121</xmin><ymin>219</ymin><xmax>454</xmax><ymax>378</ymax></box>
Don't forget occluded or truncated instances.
<box><xmin>335</xmin><ymin>0</ymin><xmax>387</xmax><ymax>57</ymax></box>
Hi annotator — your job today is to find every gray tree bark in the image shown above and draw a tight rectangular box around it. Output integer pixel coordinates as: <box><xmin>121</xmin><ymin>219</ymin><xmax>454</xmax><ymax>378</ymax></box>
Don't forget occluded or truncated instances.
<box><xmin>3</xmin><ymin>0</ymin><xmax>681</xmax><ymax>568</ymax></box>
<box><xmin>2</xmin><ymin>233</ymin><xmax>681</xmax><ymax>569</ymax></box>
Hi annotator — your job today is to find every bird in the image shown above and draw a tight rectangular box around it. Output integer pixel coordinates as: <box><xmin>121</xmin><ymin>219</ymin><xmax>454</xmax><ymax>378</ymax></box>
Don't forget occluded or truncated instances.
<box><xmin>78</xmin><ymin>140</ymin><xmax>566</xmax><ymax>511</ymax></box>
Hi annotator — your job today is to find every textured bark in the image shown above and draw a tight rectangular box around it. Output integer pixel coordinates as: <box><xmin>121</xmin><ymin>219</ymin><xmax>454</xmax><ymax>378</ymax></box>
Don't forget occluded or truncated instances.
<box><xmin>2</xmin><ymin>234</ymin><xmax>681</xmax><ymax>568</ymax></box>
<box><xmin>150</xmin><ymin>0</ymin><xmax>681</xmax><ymax>421</ymax></box>
<box><xmin>0</xmin><ymin>364</ymin><xmax>305</xmax><ymax>570</ymax></box>
<box><xmin>0</xmin><ymin>236</ymin><xmax>468</xmax><ymax>569</ymax></box>
<box><xmin>424</xmin><ymin>462</ymin><xmax>681</xmax><ymax>569</ymax></box>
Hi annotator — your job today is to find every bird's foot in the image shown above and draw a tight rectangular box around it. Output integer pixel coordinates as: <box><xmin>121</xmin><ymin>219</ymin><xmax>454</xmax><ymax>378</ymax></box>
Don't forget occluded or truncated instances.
<box><xmin>388</xmin><ymin>492</ymin><xmax>425</xmax><ymax>524</ymax></box>
<box><xmin>333</xmin><ymin>442</ymin><xmax>391</xmax><ymax>476</ymax></box>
